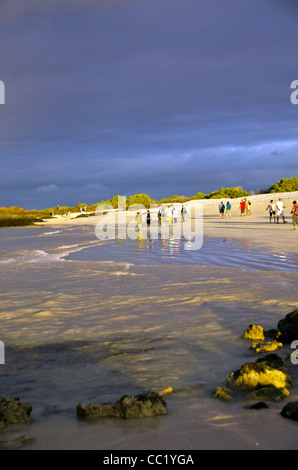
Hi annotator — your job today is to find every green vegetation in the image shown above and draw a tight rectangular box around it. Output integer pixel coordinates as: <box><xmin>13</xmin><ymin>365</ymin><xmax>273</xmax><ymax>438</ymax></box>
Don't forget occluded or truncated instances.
<box><xmin>0</xmin><ymin>206</ymin><xmax>50</xmax><ymax>228</ymax></box>
<box><xmin>268</xmin><ymin>177</ymin><xmax>298</xmax><ymax>193</ymax></box>
<box><xmin>1</xmin><ymin>178</ymin><xmax>296</xmax><ymax>227</ymax></box>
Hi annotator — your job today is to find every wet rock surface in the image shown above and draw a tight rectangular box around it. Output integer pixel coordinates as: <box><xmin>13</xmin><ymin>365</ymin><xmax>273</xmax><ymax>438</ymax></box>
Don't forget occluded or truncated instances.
<box><xmin>0</xmin><ymin>396</ymin><xmax>32</xmax><ymax>425</ymax></box>
<box><xmin>277</xmin><ymin>309</ymin><xmax>298</xmax><ymax>343</ymax></box>
<box><xmin>76</xmin><ymin>392</ymin><xmax>168</xmax><ymax>419</ymax></box>
<box><xmin>281</xmin><ymin>401</ymin><xmax>298</xmax><ymax>421</ymax></box>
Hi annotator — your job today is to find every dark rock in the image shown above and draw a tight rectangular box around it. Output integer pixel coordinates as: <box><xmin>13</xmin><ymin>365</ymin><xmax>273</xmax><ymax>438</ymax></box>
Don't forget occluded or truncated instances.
<box><xmin>263</xmin><ymin>329</ymin><xmax>281</xmax><ymax>339</ymax></box>
<box><xmin>76</xmin><ymin>392</ymin><xmax>167</xmax><ymax>419</ymax></box>
<box><xmin>246</xmin><ymin>385</ymin><xmax>289</xmax><ymax>402</ymax></box>
<box><xmin>281</xmin><ymin>401</ymin><xmax>298</xmax><ymax>421</ymax></box>
<box><xmin>0</xmin><ymin>396</ymin><xmax>32</xmax><ymax>425</ymax></box>
<box><xmin>277</xmin><ymin>309</ymin><xmax>298</xmax><ymax>343</ymax></box>
<box><xmin>244</xmin><ymin>402</ymin><xmax>269</xmax><ymax>410</ymax></box>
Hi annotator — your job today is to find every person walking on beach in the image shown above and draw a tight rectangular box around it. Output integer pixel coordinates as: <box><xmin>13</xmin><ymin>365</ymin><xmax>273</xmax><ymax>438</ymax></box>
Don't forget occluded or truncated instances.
<box><xmin>291</xmin><ymin>200</ymin><xmax>298</xmax><ymax>230</ymax></box>
<box><xmin>266</xmin><ymin>200</ymin><xmax>276</xmax><ymax>223</ymax></box>
<box><xmin>219</xmin><ymin>202</ymin><xmax>225</xmax><ymax>218</ymax></box>
<box><xmin>158</xmin><ymin>208</ymin><xmax>162</xmax><ymax>225</ymax></box>
<box><xmin>239</xmin><ymin>200</ymin><xmax>246</xmax><ymax>217</ymax></box>
<box><xmin>146</xmin><ymin>210</ymin><xmax>151</xmax><ymax>227</ymax></box>
<box><xmin>226</xmin><ymin>201</ymin><xmax>232</xmax><ymax>218</ymax></box>
<box><xmin>244</xmin><ymin>198</ymin><xmax>252</xmax><ymax>216</ymax></box>
<box><xmin>276</xmin><ymin>198</ymin><xmax>286</xmax><ymax>224</ymax></box>
<box><xmin>136</xmin><ymin>212</ymin><xmax>142</xmax><ymax>231</ymax></box>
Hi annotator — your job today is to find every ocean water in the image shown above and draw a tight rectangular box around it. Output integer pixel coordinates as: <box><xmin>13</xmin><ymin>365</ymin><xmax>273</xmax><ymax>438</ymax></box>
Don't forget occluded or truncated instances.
<box><xmin>0</xmin><ymin>225</ymin><xmax>298</xmax><ymax>450</ymax></box>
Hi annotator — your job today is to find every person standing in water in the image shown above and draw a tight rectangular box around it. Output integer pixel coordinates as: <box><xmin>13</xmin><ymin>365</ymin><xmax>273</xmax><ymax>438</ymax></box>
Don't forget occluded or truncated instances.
<box><xmin>136</xmin><ymin>212</ymin><xmax>142</xmax><ymax>231</ymax></box>
<box><xmin>167</xmin><ymin>207</ymin><xmax>173</xmax><ymax>227</ymax></box>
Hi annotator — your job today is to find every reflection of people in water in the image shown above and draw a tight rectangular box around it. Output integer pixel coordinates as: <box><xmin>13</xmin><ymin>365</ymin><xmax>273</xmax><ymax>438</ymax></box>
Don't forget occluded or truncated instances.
<box><xmin>161</xmin><ymin>207</ymin><xmax>165</xmax><ymax>225</ymax></box>
<box><xmin>172</xmin><ymin>207</ymin><xmax>178</xmax><ymax>224</ymax></box>
<box><xmin>181</xmin><ymin>205</ymin><xmax>187</xmax><ymax>222</ymax></box>
<box><xmin>167</xmin><ymin>208</ymin><xmax>173</xmax><ymax>227</ymax></box>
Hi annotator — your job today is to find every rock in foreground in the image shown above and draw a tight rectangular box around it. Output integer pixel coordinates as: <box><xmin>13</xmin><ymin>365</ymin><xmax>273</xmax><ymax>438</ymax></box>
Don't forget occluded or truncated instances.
<box><xmin>281</xmin><ymin>402</ymin><xmax>298</xmax><ymax>421</ymax></box>
<box><xmin>227</xmin><ymin>354</ymin><xmax>292</xmax><ymax>393</ymax></box>
<box><xmin>242</xmin><ymin>325</ymin><xmax>265</xmax><ymax>341</ymax></box>
<box><xmin>212</xmin><ymin>354</ymin><xmax>293</xmax><ymax>403</ymax></box>
<box><xmin>76</xmin><ymin>392</ymin><xmax>167</xmax><ymax>419</ymax></box>
<box><xmin>277</xmin><ymin>309</ymin><xmax>298</xmax><ymax>343</ymax></box>
<box><xmin>0</xmin><ymin>396</ymin><xmax>32</xmax><ymax>425</ymax></box>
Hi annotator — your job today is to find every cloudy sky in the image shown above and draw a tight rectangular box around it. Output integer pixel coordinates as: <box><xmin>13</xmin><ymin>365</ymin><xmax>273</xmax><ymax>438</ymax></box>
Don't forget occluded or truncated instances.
<box><xmin>0</xmin><ymin>0</ymin><xmax>298</xmax><ymax>209</ymax></box>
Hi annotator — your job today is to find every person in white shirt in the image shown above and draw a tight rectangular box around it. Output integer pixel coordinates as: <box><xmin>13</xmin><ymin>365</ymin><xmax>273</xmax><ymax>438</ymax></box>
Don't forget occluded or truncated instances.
<box><xmin>266</xmin><ymin>200</ymin><xmax>276</xmax><ymax>223</ymax></box>
<box><xmin>276</xmin><ymin>198</ymin><xmax>286</xmax><ymax>224</ymax></box>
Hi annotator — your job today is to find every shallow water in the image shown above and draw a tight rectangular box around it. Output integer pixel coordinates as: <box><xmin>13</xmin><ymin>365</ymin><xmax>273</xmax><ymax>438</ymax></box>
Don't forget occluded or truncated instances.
<box><xmin>0</xmin><ymin>225</ymin><xmax>298</xmax><ymax>449</ymax></box>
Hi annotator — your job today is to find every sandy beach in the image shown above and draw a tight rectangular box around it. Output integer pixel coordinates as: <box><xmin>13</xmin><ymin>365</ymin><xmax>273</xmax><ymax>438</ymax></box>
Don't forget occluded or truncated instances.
<box><xmin>38</xmin><ymin>191</ymin><xmax>298</xmax><ymax>256</ymax></box>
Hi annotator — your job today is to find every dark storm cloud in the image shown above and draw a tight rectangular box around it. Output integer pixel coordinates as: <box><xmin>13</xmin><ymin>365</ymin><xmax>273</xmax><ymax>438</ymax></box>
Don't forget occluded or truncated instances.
<box><xmin>0</xmin><ymin>0</ymin><xmax>297</xmax><ymax>208</ymax></box>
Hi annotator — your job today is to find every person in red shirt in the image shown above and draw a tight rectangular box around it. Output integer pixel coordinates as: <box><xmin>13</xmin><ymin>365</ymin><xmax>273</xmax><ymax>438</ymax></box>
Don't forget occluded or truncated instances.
<box><xmin>239</xmin><ymin>200</ymin><xmax>246</xmax><ymax>217</ymax></box>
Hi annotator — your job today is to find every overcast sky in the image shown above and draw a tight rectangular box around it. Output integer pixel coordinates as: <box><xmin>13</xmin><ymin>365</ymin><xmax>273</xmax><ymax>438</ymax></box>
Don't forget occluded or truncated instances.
<box><xmin>0</xmin><ymin>0</ymin><xmax>298</xmax><ymax>209</ymax></box>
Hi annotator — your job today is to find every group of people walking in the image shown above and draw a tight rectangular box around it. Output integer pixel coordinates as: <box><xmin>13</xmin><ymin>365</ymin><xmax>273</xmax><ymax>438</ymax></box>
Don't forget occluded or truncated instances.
<box><xmin>218</xmin><ymin>198</ymin><xmax>251</xmax><ymax>219</ymax></box>
<box><xmin>134</xmin><ymin>198</ymin><xmax>298</xmax><ymax>232</ymax></box>
<box><xmin>135</xmin><ymin>205</ymin><xmax>189</xmax><ymax>231</ymax></box>
<box><xmin>266</xmin><ymin>198</ymin><xmax>298</xmax><ymax>230</ymax></box>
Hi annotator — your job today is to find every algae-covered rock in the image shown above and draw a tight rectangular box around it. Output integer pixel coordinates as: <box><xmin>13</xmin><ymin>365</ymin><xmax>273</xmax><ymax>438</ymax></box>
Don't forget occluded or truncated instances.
<box><xmin>213</xmin><ymin>386</ymin><xmax>232</xmax><ymax>402</ymax></box>
<box><xmin>242</xmin><ymin>325</ymin><xmax>265</xmax><ymax>341</ymax></box>
<box><xmin>226</xmin><ymin>354</ymin><xmax>292</xmax><ymax>402</ymax></box>
<box><xmin>0</xmin><ymin>434</ymin><xmax>33</xmax><ymax>449</ymax></box>
<box><xmin>277</xmin><ymin>309</ymin><xmax>298</xmax><ymax>343</ymax></box>
<box><xmin>227</xmin><ymin>362</ymin><xmax>289</xmax><ymax>391</ymax></box>
<box><xmin>281</xmin><ymin>401</ymin><xmax>298</xmax><ymax>421</ymax></box>
<box><xmin>76</xmin><ymin>392</ymin><xmax>167</xmax><ymax>419</ymax></box>
<box><xmin>0</xmin><ymin>396</ymin><xmax>32</xmax><ymax>425</ymax></box>
<box><xmin>250</xmin><ymin>340</ymin><xmax>283</xmax><ymax>354</ymax></box>
<box><xmin>256</xmin><ymin>353</ymin><xmax>290</xmax><ymax>378</ymax></box>
<box><xmin>152</xmin><ymin>386</ymin><xmax>173</xmax><ymax>396</ymax></box>
<box><xmin>246</xmin><ymin>385</ymin><xmax>290</xmax><ymax>402</ymax></box>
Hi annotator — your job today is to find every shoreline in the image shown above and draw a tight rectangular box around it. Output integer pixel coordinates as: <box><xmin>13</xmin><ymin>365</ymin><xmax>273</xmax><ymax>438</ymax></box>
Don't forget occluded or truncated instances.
<box><xmin>35</xmin><ymin>190</ymin><xmax>298</xmax><ymax>256</ymax></box>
